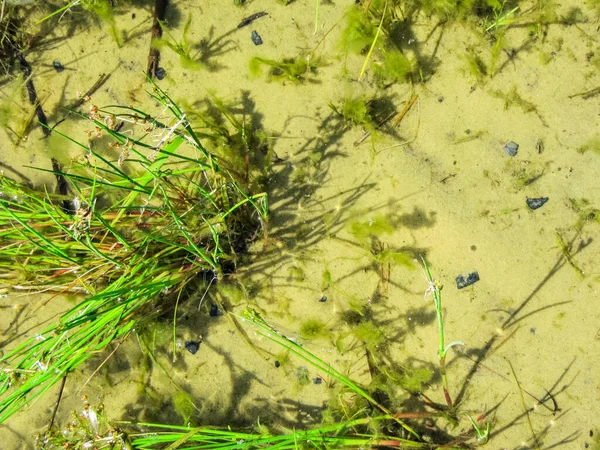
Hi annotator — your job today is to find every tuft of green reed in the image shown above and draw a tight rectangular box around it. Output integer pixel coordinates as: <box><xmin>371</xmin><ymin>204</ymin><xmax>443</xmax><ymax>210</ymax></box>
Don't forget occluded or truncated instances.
<box><xmin>420</xmin><ymin>257</ymin><xmax>463</xmax><ymax>408</ymax></box>
<box><xmin>0</xmin><ymin>78</ymin><xmax>268</xmax><ymax>424</ymax></box>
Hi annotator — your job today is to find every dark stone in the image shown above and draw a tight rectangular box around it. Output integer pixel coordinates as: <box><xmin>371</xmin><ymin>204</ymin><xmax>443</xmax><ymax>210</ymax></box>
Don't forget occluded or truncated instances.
<box><xmin>319</xmin><ymin>295</ymin><xmax>327</xmax><ymax>302</ymax></box>
<box><xmin>185</xmin><ymin>340</ymin><xmax>201</xmax><ymax>355</ymax></box>
<box><xmin>456</xmin><ymin>271</ymin><xmax>480</xmax><ymax>289</ymax></box>
<box><xmin>251</xmin><ymin>30</ymin><xmax>263</xmax><ymax>46</ymax></box>
<box><xmin>210</xmin><ymin>303</ymin><xmax>223</xmax><ymax>317</ymax></box>
<box><xmin>274</xmin><ymin>360</ymin><xmax>281</xmax><ymax>368</ymax></box>
<box><xmin>52</xmin><ymin>61</ymin><xmax>64</xmax><ymax>73</ymax></box>
<box><xmin>526</xmin><ymin>197</ymin><xmax>549</xmax><ymax>210</ymax></box>
<box><xmin>504</xmin><ymin>141</ymin><xmax>518</xmax><ymax>156</ymax></box>
<box><xmin>313</xmin><ymin>377</ymin><xmax>323</xmax><ymax>385</ymax></box>
<box><xmin>155</xmin><ymin>67</ymin><xmax>166</xmax><ymax>80</ymax></box>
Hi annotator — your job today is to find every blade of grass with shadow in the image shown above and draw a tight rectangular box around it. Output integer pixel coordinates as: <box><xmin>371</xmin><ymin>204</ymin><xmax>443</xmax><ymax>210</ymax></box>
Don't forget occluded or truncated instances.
<box><xmin>236</xmin><ymin>308</ymin><xmax>421</xmax><ymax>440</ymax></box>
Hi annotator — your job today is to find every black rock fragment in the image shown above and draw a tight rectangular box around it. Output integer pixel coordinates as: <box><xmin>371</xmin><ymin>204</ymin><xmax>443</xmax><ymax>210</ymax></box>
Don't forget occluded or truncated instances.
<box><xmin>185</xmin><ymin>340</ymin><xmax>201</xmax><ymax>355</ymax></box>
<box><xmin>210</xmin><ymin>303</ymin><xmax>223</xmax><ymax>317</ymax></box>
<box><xmin>313</xmin><ymin>377</ymin><xmax>323</xmax><ymax>385</ymax></box>
<box><xmin>155</xmin><ymin>67</ymin><xmax>166</xmax><ymax>80</ymax></box>
<box><xmin>274</xmin><ymin>360</ymin><xmax>281</xmax><ymax>368</ymax></box>
<box><xmin>504</xmin><ymin>141</ymin><xmax>518</xmax><ymax>156</ymax></box>
<box><xmin>526</xmin><ymin>197</ymin><xmax>549</xmax><ymax>210</ymax></box>
<box><xmin>251</xmin><ymin>30</ymin><xmax>263</xmax><ymax>46</ymax></box>
<box><xmin>52</xmin><ymin>61</ymin><xmax>64</xmax><ymax>73</ymax></box>
<box><xmin>319</xmin><ymin>295</ymin><xmax>327</xmax><ymax>302</ymax></box>
<box><xmin>456</xmin><ymin>271</ymin><xmax>480</xmax><ymax>289</ymax></box>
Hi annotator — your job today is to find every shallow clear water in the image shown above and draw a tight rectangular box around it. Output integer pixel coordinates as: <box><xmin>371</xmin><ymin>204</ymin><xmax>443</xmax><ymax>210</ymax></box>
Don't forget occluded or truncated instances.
<box><xmin>1</xmin><ymin>1</ymin><xmax>599</xmax><ymax>449</ymax></box>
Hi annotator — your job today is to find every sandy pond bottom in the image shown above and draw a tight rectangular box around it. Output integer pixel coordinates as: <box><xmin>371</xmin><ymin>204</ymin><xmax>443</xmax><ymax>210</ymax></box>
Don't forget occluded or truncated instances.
<box><xmin>1</xmin><ymin>0</ymin><xmax>600</xmax><ymax>449</ymax></box>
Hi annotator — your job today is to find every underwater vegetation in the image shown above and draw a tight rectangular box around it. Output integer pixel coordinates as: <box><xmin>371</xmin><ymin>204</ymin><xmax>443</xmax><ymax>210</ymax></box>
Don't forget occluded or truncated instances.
<box><xmin>0</xmin><ymin>0</ymin><xmax>596</xmax><ymax>448</ymax></box>
<box><xmin>39</xmin><ymin>0</ymin><xmax>121</xmax><ymax>44</ymax></box>
<box><xmin>335</xmin><ymin>0</ymin><xmax>578</xmax><ymax>83</ymax></box>
<box><xmin>337</xmin><ymin>95</ymin><xmax>373</xmax><ymax>127</ymax></box>
<box><xmin>152</xmin><ymin>14</ymin><xmax>203</xmax><ymax>70</ymax></box>
<box><xmin>249</xmin><ymin>53</ymin><xmax>323</xmax><ymax>82</ymax></box>
<box><xmin>299</xmin><ymin>317</ymin><xmax>328</xmax><ymax>339</ymax></box>
<box><xmin>29</xmin><ymin>284</ymin><xmax>500</xmax><ymax>448</ymax></box>
<box><xmin>339</xmin><ymin>4</ymin><xmax>419</xmax><ymax>84</ymax></box>
<box><xmin>577</xmin><ymin>134</ymin><xmax>600</xmax><ymax>155</ymax></box>
<box><xmin>328</xmin><ymin>93</ymin><xmax>383</xmax><ymax>140</ymax></box>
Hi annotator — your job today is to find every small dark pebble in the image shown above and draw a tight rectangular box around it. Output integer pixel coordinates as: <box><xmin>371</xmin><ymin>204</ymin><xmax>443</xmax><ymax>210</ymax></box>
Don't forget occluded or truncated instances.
<box><xmin>185</xmin><ymin>340</ymin><xmax>201</xmax><ymax>355</ymax></box>
<box><xmin>132</xmin><ymin>13</ymin><xmax>136</xmax><ymax>19</ymax></box>
<box><xmin>319</xmin><ymin>295</ymin><xmax>327</xmax><ymax>302</ymax></box>
<box><xmin>313</xmin><ymin>377</ymin><xmax>323</xmax><ymax>385</ymax></box>
<box><xmin>526</xmin><ymin>197</ymin><xmax>549</xmax><ymax>210</ymax></box>
<box><xmin>251</xmin><ymin>30</ymin><xmax>263</xmax><ymax>46</ymax></box>
<box><xmin>52</xmin><ymin>61</ymin><xmax>64</xmax><ymax>73</ymax></box>
<box><xmin>274</xmin><ymin>360</ymin><xmax>281</xmax><ymax>368</ymax></box>
<box><xmin>210</xmin><ymin>303</ymin><xmax>223</xmax><ymax>317</ymax></box>
<box><xmin>456</xmin><ymin>271</ymin><xmax>480</xmax><ymax>289</ymax></box>
<box><xmin>155</xmin><ymin>67</ymin><xmax>166</xmax><ymax>80</ymax></box>
<box><xmin>504</xmin><ymin>141</ymin><xmax>519</xmax><ymax>157</ymax></box>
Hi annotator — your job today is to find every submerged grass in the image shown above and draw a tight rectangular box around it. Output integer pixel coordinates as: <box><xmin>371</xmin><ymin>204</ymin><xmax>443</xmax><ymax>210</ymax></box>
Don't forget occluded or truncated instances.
<box><xmin>0</xmin><ymin>79</ymin><xmax>267</xmax><ymax>424</ymax></box>
<box><xmin>237</xmin><ymin>308</ymin><xmax>422</xmax><ymax>441</ymax></box>
<box><xmin>42</xmin><ymin>397</ymin><xmax>427</xmax><ymax>449</ymax></box>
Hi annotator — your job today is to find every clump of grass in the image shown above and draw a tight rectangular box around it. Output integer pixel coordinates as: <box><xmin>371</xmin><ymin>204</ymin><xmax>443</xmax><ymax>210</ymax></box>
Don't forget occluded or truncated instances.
<box><xmin>0</xmin><ymin>78</ymin><xmax>267</xmax><ymax>424</ymax></box>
